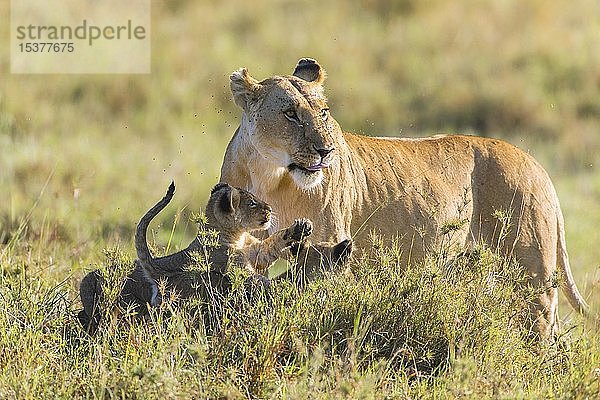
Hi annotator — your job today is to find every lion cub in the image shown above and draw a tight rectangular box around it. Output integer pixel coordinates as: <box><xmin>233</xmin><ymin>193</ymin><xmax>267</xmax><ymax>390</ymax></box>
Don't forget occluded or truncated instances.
<box><xmin>78</xmin><ymin>182</ymin><xmax>312</xmax><ymax>331</ymax></box>
<box><xmin>134</xmin><ymin>182</ymin><xmax>313</xmax><ymax>297</ymax></box>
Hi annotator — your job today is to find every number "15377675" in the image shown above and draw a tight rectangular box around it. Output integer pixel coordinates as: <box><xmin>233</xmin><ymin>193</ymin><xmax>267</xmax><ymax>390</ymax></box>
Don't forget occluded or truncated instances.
<box><xmin>18</xmin><ymin>42</ymin><xmax>74</xmax><ymax>52</ymax></box>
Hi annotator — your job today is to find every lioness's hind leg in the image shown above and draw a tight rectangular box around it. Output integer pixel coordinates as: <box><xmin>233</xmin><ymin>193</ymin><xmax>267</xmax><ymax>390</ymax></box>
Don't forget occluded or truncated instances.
<box><xmin>510</xmin><ymin>212</ymin><xmax>559</xmax><ymax>341</ymax></box>
<box><xmin>527</xmin><ymin>287</ymin><xmax>559</xmax><ymax>341</ymax></box>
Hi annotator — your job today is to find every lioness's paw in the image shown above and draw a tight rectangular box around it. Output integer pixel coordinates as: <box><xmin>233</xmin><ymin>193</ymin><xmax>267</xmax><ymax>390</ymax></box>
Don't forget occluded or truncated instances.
<box><xmin>287</xmin><ymin>218</ymin><xmax>313</xmax><ymax>242</ymax></box>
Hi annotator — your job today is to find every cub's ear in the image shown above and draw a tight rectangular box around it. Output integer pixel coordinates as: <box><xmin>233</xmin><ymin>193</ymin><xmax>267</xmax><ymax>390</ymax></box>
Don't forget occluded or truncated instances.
<box><xmin>332</xmin><ymin>239</ymin><xmax>353</xmax><ymax>264</ymax></box>
<box><xmin>230</xmin><ymin>68</ymin><xmax>262</xmax><ymax>111</ymax></box>
<box><xmin>218</xmin><ymin>186</ymin><xmax>241</xmax><ymax>214</ymax></box>
<box><xmin>293</xmin><ymin>58</ymin><xmax>326</xmax><ymax>84</ymax></box>
<box><xmin>211</xmin><ymin>182</ymin><xmax>230</xmax><ymax>195</ymax></box>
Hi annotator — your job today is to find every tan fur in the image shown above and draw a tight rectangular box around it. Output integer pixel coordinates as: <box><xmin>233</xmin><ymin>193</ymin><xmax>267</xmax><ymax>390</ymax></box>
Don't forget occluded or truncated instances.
<box><xmin>220</xmin><ymin>58</ymin><xmax>589</xmax><ymax>339</ymax></box>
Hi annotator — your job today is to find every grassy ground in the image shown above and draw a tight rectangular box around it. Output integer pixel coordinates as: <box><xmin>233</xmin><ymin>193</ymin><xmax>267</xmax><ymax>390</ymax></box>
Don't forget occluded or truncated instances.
<box><xmin>1</xmin><ymin>0</ymin><xmax>599</xmax><ymax>398</ymax></box>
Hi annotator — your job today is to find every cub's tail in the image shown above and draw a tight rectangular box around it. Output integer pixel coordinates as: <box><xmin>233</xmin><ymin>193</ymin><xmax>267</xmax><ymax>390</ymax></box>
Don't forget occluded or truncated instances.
<box><xmin>135</xmin><ymin>181</ymin><xmax>175</xmax><ymax>270</ymax></box>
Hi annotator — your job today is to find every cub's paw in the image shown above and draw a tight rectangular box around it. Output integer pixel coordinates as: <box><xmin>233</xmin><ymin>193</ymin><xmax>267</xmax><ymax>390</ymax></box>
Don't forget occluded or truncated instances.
<box><xmin>286</xmin><ymin>218</ymin><xmax>313</xmax><ymax>242</ymax></box>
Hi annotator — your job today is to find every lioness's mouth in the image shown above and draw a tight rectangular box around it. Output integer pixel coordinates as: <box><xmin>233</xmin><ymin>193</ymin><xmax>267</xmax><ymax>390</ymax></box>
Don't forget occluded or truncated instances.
<box><xmin>287</xmin><ymin>162</ymin><xmax>326</xmax><ymax>190</ymax></box>
<box><xmin>288</xmin><ymin>162</ymin><xmax>329</xmax><ymax>173</ymax></box>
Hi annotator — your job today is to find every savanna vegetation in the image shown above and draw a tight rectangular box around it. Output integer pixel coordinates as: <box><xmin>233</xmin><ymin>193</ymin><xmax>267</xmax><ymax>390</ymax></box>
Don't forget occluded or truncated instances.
<box><xmin>0</xmin><ymin>0</ymin><xmax>598</xmax><ymax>398</ymax></box>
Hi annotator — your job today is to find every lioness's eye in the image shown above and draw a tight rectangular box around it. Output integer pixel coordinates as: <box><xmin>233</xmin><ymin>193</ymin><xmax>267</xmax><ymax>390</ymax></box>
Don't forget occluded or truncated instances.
<box><xmin>321</xmin><ymin>108</ymin><xmax>329</xmax><ymax>120</ymax></box>
<box><xmin>283</xmin><ymin>108</ymin><xmax>299</xmax><ymax>121</ymax></box>
<box><xmin>248</xmin><ymin>200</ymin><xmax>258</xmax><ymax>208</ymax></box>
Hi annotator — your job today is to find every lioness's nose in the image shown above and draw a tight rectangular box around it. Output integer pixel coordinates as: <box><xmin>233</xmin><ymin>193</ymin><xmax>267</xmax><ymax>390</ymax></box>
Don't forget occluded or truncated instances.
<box><xmin>316</xmin><ymin>147</ymin><xmax>334</xmax><ymax>158</ymax></box>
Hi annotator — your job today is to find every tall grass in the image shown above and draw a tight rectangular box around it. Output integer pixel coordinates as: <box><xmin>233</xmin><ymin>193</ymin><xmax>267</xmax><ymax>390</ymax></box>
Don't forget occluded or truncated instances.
<box><xmin>0</xmin><ymin>240</ymin><xmax>597</xmax><ymax>398</ymax></box>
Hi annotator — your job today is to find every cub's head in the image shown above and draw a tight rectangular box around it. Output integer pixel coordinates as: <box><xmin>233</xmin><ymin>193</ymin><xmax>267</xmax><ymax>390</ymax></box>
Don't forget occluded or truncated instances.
<box><xmin>230</xmin><ymin>58</ymin><xmax>342</xmax><ymax>190</ymax></box>
<box><xmin>207</xmin><ymin>183</ymin><xmax>272</xmax><ymax>233</ymax></box>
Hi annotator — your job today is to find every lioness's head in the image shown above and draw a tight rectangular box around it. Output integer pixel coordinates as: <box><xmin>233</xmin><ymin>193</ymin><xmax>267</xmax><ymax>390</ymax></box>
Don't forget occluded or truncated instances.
<box><xmin>207</xmin><ymin>183</ymin><xmax>272</xmax><ymax>233</ymax></box>
<box><xmin>230</xmin><ymin>58</ymin><xmax>341</xmax><ymax>190</ymax></box>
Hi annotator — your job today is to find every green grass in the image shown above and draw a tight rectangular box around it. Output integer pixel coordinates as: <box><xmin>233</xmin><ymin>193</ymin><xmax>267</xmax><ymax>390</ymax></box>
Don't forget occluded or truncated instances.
<box><xmin>1</xmin><ymin>0</ymin><xmax>599</xmax><ymax>397</ymax></box>
<box><xmin>0</xmin><ymin>242</ymin><xmax>598</xmax><ymax>399</ymax></box>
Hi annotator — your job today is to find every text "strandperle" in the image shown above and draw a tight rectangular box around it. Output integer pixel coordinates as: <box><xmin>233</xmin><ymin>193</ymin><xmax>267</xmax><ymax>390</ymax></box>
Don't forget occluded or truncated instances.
<box><xmin>16</xmin><ymin>19</ymin><xmax>147</xmax><ymax>46</ymax></box>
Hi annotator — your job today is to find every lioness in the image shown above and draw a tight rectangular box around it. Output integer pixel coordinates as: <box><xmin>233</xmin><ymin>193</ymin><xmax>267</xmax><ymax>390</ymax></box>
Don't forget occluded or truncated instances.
<box><xmin>220</xmin><ymin>58</ymin><xmax>589</xmax><ymax>338</ymax></box>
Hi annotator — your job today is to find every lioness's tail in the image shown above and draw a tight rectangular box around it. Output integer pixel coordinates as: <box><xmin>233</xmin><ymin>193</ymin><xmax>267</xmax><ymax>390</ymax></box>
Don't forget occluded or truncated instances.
<box><xmin>557</xmin><ymin>209</ymin><xmax>589</xmax><ymax>316</ymax></box>
<box><xmin>135</xmin><ymin>181</ymin><xmax>175</xmax><ymax>270</ymax></box>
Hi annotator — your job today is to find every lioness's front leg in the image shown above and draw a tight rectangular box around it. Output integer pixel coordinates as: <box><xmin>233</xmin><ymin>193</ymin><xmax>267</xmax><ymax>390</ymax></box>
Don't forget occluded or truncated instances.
<box><xmin>246</xmin><ymin>218</ymin><xmax>313</xmax><ymax>272</ymax></box>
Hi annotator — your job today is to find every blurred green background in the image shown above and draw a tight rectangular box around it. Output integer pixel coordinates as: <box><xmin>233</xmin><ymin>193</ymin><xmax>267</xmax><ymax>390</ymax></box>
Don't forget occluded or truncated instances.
<box><xmin>0</xmin><ymin>0</ymin><xmax>598</xmax><ymax>305</ymax></box>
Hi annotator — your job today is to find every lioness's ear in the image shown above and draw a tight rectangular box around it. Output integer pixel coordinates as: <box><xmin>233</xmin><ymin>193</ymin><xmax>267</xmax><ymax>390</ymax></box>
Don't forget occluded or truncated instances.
<box><xmin>293</xmin><ymin>58</ymin><xmax>326</xmax><ymax>84</ymax></box>
<box><xmin>218</xmin><ymin>186</ymin><xmax>240</xmax><ymax>214</ymax></box>
<box><xmin>230</xmin><ymin>68</ymin><xmax>261</xmax><ymax>111</ymax></box>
